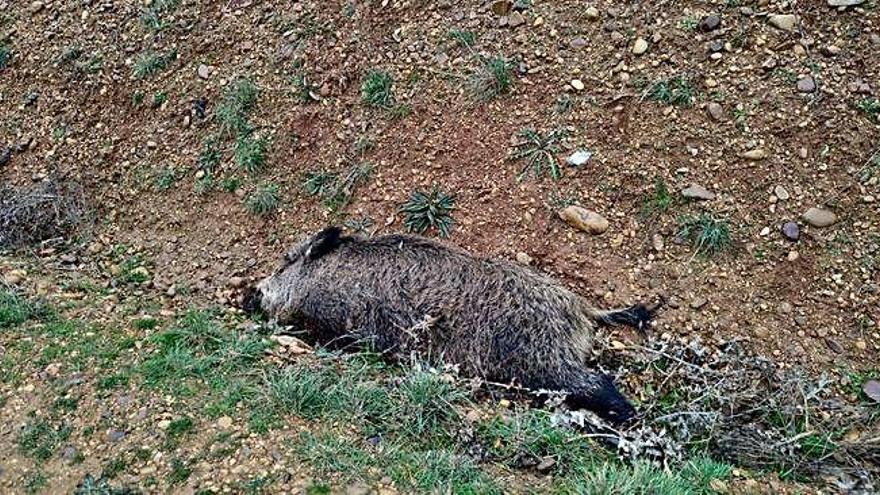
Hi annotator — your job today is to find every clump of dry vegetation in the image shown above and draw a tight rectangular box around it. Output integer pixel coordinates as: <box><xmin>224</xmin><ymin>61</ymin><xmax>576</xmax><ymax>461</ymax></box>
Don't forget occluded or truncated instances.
<box><xmin>0</xmin><ymin>180</ymin><xmax>89</xmax><ymax>249</ymax></box>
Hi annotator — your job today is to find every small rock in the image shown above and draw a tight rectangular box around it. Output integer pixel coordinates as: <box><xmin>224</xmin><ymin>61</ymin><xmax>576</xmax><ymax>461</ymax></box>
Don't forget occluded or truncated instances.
<box><xmin>515</xmin><ymin>252</ymin><xmax>532</xmax><ymax>265</ymax></box>
<box><xmin>652</xmin><ymin>234</ymin><xmax>664</xmax><ymax>252</ymax></box>
<box><xmin>681</xmin><ymin>184</ymin><xmax>715</xmax><ymax>200</ymax></box>
<box><xmin>864</xmin><ymin>380</ymin><xmax>880</xmax><ymax>403</ymax></box>
<box><xmin>217</xmin><ymin>416</ymin><xmax>234</xmax><ymax>429</ymax></box>
<box><xmin>197</xmin><ymin>64</ymin><xmax>211</xmax><ymax>79</ymax></box>
<box><xmin>698</xmin><ymin>14</ymin><xmax>721</xmax><ymax>32</ymax></box>
<box><xmin>797</xmin><ymin>76</ymin><xmax>816</xmax><ymax>93</ymax></box>
<box><xmin>706</xmin><ymin>102</ymin><xmax>724</xmax><ymax>121</ymax></box>
<box><xmin>491</xmin><ymin>0</ymin><xmax>512</xmax><ymax>15</ymax></box>
<box><xmin>828</xmin><ymin>0</ymin><xmax>864</xmax><ymax>6</ymax></box>
<box><xmin>585</xmin><ymin>6</ymin><xmax>600</xmax><ymax>20</ymax></box>
<box><xmin>768</xmin><ymin>14</ymin><xmax>799</xmax><ymax>31</ymax></box>
<box><xmin>158</xmin><ymin>419</ymin><xmax>171</xmax><ymax>430</ymax></box>
<box><xmin>741</xmin><ymin>149</ymin><xmax>766</xmax><ymax>161</ymax></box>
<box><xmin>60</xmin><ymin>253</ymin><xmax>78</xmax><ymax>264</ymax></box>
<box><xmin>781</xmin><ymin>222</ymin><xmax>800</xmax><ymax>241</ymax></box>
<box><xmin>558</xmin><ymin>206</ymin><xmax>609</xmax><ymax>234</ymax></box>
<box><xmin>802</xmin><ymin>207</ymin><xmax>837</xmax><ymax>228</ymax></box>
<box><xmin>29</xmin><ymin>1</ymin><xmax>44</xmax><ymax>13</ymax></box>
<box><xmin>690</xmin><ymin>297</ymin><xmax>707</xmax><ymax>309</ymax></box>
<box><xmin>774</xmin><ymin>185</ymin><xmax>790</xmax><ymax>200</ymax></box>
<box><xmin>346</xmin><ymin>482</ymin><xmax>370</xmax><ymax>495</ymax></box>
<box><xmin>508</xmin><ymin>11</ymin><xmax>525</xmax><ymax>27</ymax></box>
<box><xmin>533</xmin><ymin>16</ymin><xmax>543</xmax><ymax>27</ymax></box>
<box><xmin>787</xmin><ymin>250</ymin><xmax>800</xmax><ymax>262</ymax></box>
<box><xmin>570</xmin><ymin>79</ymin><xmax>585</xmax><ymax>91</ymax></box>
<box><xmin>824</xmin><ymin>337</ymin><xmax>844</xmax><ymax>354</ymax></box>
<box><xmin>62</xmin><ymin>445</ymin><xmax>79</xmax><ymax>461</ymax></box>
<box><xmin>632</xmin><ymin>37</ymin><xmax>648</xmax><ymax>55</ymax></box>
<box><xmin>0</xmin><ymin>146</ymin><xmax>11</xmax><ymax>167</ymax></box>
<box><xmin>754</xmin><ymin>327</ymin><xmax>770</xmax><ymax>338</ymax></box>
<box><xmin>229</xmin><ymin>276</ymin><xmax>246</xmax><ymax>288</ymax></box>
<box><xmin>536</xmin><ymin>457</ymin><xmax>557</xmax><ymax>472</ymax></box>
<box><xmin>570</xmin><ymin>37</ymin><xmax>588</xmax><ymax>49</ymax></box>
<box><xmin>566</xmin><ymin>150</ymin><xmax>592</xmax><ymax>167</ymax></box>
<box><xmin>107</xmin><ymin>429</ymin><xmax>125</xmax><ymax>442</ymax></box>
<box><xmin>855</xmin><ymin>340</ymin><xmax>867</xmax><ymax>351</ymax></box>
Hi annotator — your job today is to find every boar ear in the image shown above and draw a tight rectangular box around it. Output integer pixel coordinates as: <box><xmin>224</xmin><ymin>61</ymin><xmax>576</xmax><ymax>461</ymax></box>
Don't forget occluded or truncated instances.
<box><xmin>305</xmin><ymin>226</ymin><xmax>344</xmax><ymax>260</ymax></box>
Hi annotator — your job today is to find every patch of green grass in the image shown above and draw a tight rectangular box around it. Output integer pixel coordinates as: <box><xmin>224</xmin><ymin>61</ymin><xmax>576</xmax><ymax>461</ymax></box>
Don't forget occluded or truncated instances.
<box><xmin>857</xmin><ymin>97</ymin><xmax>880</xmax><ymax>122</ymax></box>
<box><xmin>648</xmin><ymin>75</ymin><xmax>697</xmax><ymax>107</ymax></box>
<box><xmin>558</xmin><ymin>461</ymin><xmax>705</xmax><ymax>494</ymax></box>
<box><xmin>102</xmin><ymin>457</ymin><xmax>128</xmax><ymax>479</ymax></box>
<box><xmin>400</xmin><ymin>186</ymin><xmax>456</xmax><ymax>238</ymax></box>
<box><xmin>388</xmin><ymin>449</ymin><xmax>501</xmax><ymax>495</ymax></box>
<box><xmin>677</xmin><ymin>213</ymin><xmax>732</xmax><ymax>257</ymax></box>
<box><xmin>0</xmin><ymin>288</ymin><xmax>30</xmax><ymax>328</ymax></box>
<box><xmin>221</xmin><ymin>177</ymin><xmax>242</xmax><ymax>193</ymax></box>
<box><xmin>217</xmin><ymin>78</ymin><xmax>259</xmax><ymax>137</ymax></box>
<box><xmin>268</xmin><ymin>365</ymin><xmax>337</xmax><ymax>419</ymax></box>
<box><xmin>554</xmin><ymin>94</ymin><xmax>575</xmax><ymax>114</ymax></box>
<box><xmin>680</xmin><ymin>456</ymin><xmax>733</xmax><ymax>493</ymax></box>
<box><xmin>167</xmin><ymin>458</ymin><xmax>193</xmax><ymax>485</ymax></box>
<box><xmin>361</xmin><ymin>69</ymin><xmax>395</xmax><ymax>108</ymax></box>
<box><xmin>133</xmin><ymin>50</ymin><xmax>176</xmax><ymax>79</ymax></box>
<box><xmin>152</xmin><ymin>91</ymin><xmax>168</xmax><ymax>108</ymax></box>
<box><xmin>134</xmin><ymin>316</ymin><xmax>158</xmax><ymax>330</ymax></box>
<box><xmin>235</xmin><ymin>134</ymin><xmax>269</xmax><ymax>174</ymax></box>
<box><xmin>17</xmin><ymin>417</ymin><xmax>72</xmax><ymax>461</ymax></box>
<box><xmin>448</xmin><ymin>29</ymin><xmax>476</xmax><ymax>49</ymax></box>
<box><xmin>198</xmin><ymin>135</ymin><xmax>222</xmax><ymax>172</ymax></box>
<box><xmin>641</xmin><ymin>177</ymin><xmax>674</xmax><ymax>216</ymax></box>
<box><xmin>164</xmin><ymin>416</ymin><xmax>195</xmax><ymax>450</ymax></box>
<box><xmin>155</xmin><ymin>167</ymin><xmax>178</xmax><ymax>191</ymax></box>
<box><xmin>294</xmin><ymin>431</ymin><xmax>374</xmax><ymax>479</ymax></box>
<box><xmin>469</xmin><ymin>55</ymin><xmax>513</xmax><ymax>101</ymax></box>
<box><xmin>512</xmin><ymin>128</ymin><xmax>567</xmax><ymax>180</ymax></box>
<box><xmin>305</xmin><ymin>483</ymin><xmax>332</xmax><ymax>495</ymax></box>
<box><xmin>244</xmin><ymin>184</ymin><xmax>281</xmax><ymax>216</ymax></box>
<box><xmin>131</xmin><ymin>91</ymin><xmax>145</xmax><ymax>106</ymax></box>
<box><xmin>52</xmin><ymin>396</ymin><xmax>80</xmax><ymax>413</ymax></box>
<box><xmin>679</xmin><ymin>16</ymin><xmax>699</xmax><ymax>30</ymax></box>
<box><xmin>97</xmin><ymin>371</ymin><xmax>131</xmax><ymax>391</ymax></box>
<box><xmin>23</xmin><ymin>471</ymin><xmax>48</xmax><ymax>495</ymax></box>
<box><xmin>303</xmin><ymin>163</ymin><xmax>373</xmax><ymax>214</ymax></box>
<box><xmin>479</xmin><ymin>409</ymin><xmax>595</xmax><ymax>475</ymax></box>
<box><xmin>140</xmin><ymin>0</ymin><xmax>179</xmax><ymax>31</ymax></box>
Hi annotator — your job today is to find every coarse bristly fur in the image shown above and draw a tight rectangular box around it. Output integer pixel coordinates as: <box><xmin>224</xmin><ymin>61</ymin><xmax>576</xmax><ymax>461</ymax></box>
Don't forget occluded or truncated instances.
<box><xmin>244</xmin><ymin>226</ymin><xmax>659</xmax><ymax>424</ymax></box>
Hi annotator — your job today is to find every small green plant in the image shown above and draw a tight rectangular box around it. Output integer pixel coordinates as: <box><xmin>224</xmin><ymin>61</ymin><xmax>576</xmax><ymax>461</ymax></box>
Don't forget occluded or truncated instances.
<box><xmin>155</xmin><ymin>167</ymin><xmax>178</xmax><ymax>191</ymax></box>
<box><xmin>23</xmin><ymin>471</ymin><xmax>48</xmax><ymax>495</ymax></box>
<box><xmin>101</xmin><ymin>458</ymin><xmax>128</xmax><ymax>479</ymax></box>
<box><xmin>400</xmin><ymin>187</ymin><xmax>456</xmax><ymax>238</ymax></box>
<box><xmin>679</xmin><ymin>16</ymin><xmax>699</xmax><ymax>30</ymax></box>
<box><xmin>217</xmin><ymin>78</ymin><xmax>259</xmax><ymax>137</ymax></box>
<box><xmin>221</xmin><ymin>177</ymin><xmax>242</xmax><ymax>193</ymax></box>
<box><xmin>17</xmin><ymin>418</ymin><xmax>72</xmax><ymax>461</ymax></box>
<box><xmin>133</xmin><ymin>50</ymin><xmax>176</xmax><ymax>79</ymax></box>
<box><xmin>198</xmin><ymin>136</ymin><xmax>222</xmax><ymax>172</ymax></box>
<box><xmin>857</xmin><ymin>97</ymin><xmax>880</xmax><ymax>121</ymax></box>
<box><xmin>303</xmin><ymin>163</ymin><xmax>373</xmax><ymax>214</ymax></box>
<box><xmin>151</xmin><ymin>91</ymin><xmax>168</xmax><ymax>107</ymax></box>
<box><xmin>140</xmin><ymin>0</ymin><xmax>179</xmax><ymax>31</ymax></box>
<box><xmin>648</xmin><ymin>75</ymin><xmax>696</xmax><ymax>107</ymax></box>
<box><xmin>292</xmin><ymin>73</ymin><xmax>319</xmax><ymax>103</ymax></box>
<box><xmin>677</xmin><ymin>213</ymin><xmax>732</xmax><ymax>257</ymax></box>
<box><xmin>469</xmin><ymin>56</ymin><xmax>513</xmax><ymax>101</ymax></box>
<box><xmin>1</xmin><ymin>289</ymin><xmax>30</xmax><ymax>329</ymax></box>
<box><xmin>641</xmin><ymin>177</ymin><xmax>674</xmax><ymax>216</ymax></box>
<box><xmin>447</xmin><ymin>29</ymin><xmax>476</xmax><ymax>49</ymax></box>
<box><xmin>343</xmin><ymin>217</ymin><xmax>374</xmax><ymax>236</ymax></box>
<box><xmin>512</xmin><ymin>128</ymin><xmax>566</xmax><ymax>180</ymax></box>
<box><xmin>245</xmin><ymin>184</ymin><xmax>281</xmax><ymax>216</ymax></box>
<box><xmin>131</xmin><ymin>91</ymin><xmax>144</xmax><ymax>106</ymax></box>
<box><xmin>167</xmin><ymin>458</ymin><xmax>193</xmax><ymax>485</ymax></box>
<box><xmin>0</xmin><ymin>43</ymin><xmax>10</xmax><ymax>70</ymax></box>
<box><xmin>194</xmin><ymin>173</ymin><xmax>215</xmax><ymax>195</ymax></box>
<box><xmin>361</xmin><ymin>69</ymin><xmax>395</xmax><ymax>108</ymax></box>
<box><xmin>554</xmin><ymin>94</ymin><xmax>575</xmax><ymax>114</ymax></box>
<box><xmin>235</xmin><ymin>134</ymin><xmax>269</xmax><ymax>174</ymax></box>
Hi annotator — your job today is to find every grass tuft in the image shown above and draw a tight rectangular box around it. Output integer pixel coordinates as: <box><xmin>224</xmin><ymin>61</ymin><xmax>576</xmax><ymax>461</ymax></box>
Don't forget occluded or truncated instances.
<box><xmin>235</xmin><ymin>134</ymin><xmax>269</xmax><ymax>174</ymax></box>
<box><xmin>133</xmin><ymin>50</ymin><xmax>176</xmax><ymax>79</ymax></box>
<box><xmin>217</xmin><ymin>78</ymin><xmax>259</xmax><ymax>137</ymax></box>
<box><xmin>648</xmin><ymin>75</ymin><xmax>697</xmax><ymax>107</ymax></box>
<box><xmin>361</xmin><ymin>69</ymin><xmax>395</xmax><ymax>108</ymax></box>
<box><xmin>677</xmin><ymin>213</ymin><xmax>732</xmax><ymax>257</ymax></box>
<box><xmin>0</xmin><ymin>43</ymin><xmax>12</xmax><ymax>70</ymax></box>
<box><xmin>447</xmin><ymin>30</ymin><xmax>476</xmax><ymax>49</ymax></box>
<box><xmin>641</xmin><ymin>177</ymin><xmax>674</xmax><ymax>216</ymax></box>
<box><xmin>469</xmin><ymin>56</ymin><xmax>513</xmax><ymax>101</ymax></box>
<box><xmin>303</xmin><ymin>163</ymin><xmax>373</xmax><ymax>214</ymax></box>
<box><xmin>512</xmin><ymin>128</ymin><xmax>567</xmax><ymax>180</ymax></box>
<box><xmin>244</xmin><ymin>184</ymin><xmax>281</xmax><ymax>216</ymax></box>
<box><xmin>0</xmin><ymin>289</ymin><xmax>30</xmax><ymax>329</ymax></box>
<box><xmin>856</xmin><ymin>97</ymin><xmax>880</xmax><ymax>122</ymax></box>
<box><xmin>17</xmin><ymin>417</ymin><xmax>72</xmax><ymax>461</ymax></box>
<box><xmin>400</xmin><ymin>186</ymin><xmax>456</xmax><ymax>238</ymax></box>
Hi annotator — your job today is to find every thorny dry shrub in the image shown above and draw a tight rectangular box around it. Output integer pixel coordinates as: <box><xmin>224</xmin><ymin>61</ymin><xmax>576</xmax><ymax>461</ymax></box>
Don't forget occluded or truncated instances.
<box><xmin>0</xmin><ymin>180</ymin><xmax>89</xmax><ymax>249</ymax></box>
<box><xmin>547</xmin><ymin>335</ymin><xmax>878</xmax><ymax>491</ymax></box>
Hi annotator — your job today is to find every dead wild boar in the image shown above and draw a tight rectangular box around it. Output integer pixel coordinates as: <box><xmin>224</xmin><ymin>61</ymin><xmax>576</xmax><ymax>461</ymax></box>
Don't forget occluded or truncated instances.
<box><xmin>243</xmin><ymin>227</ymin><xmax>658</xmax><ymax>424</ymax></box>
